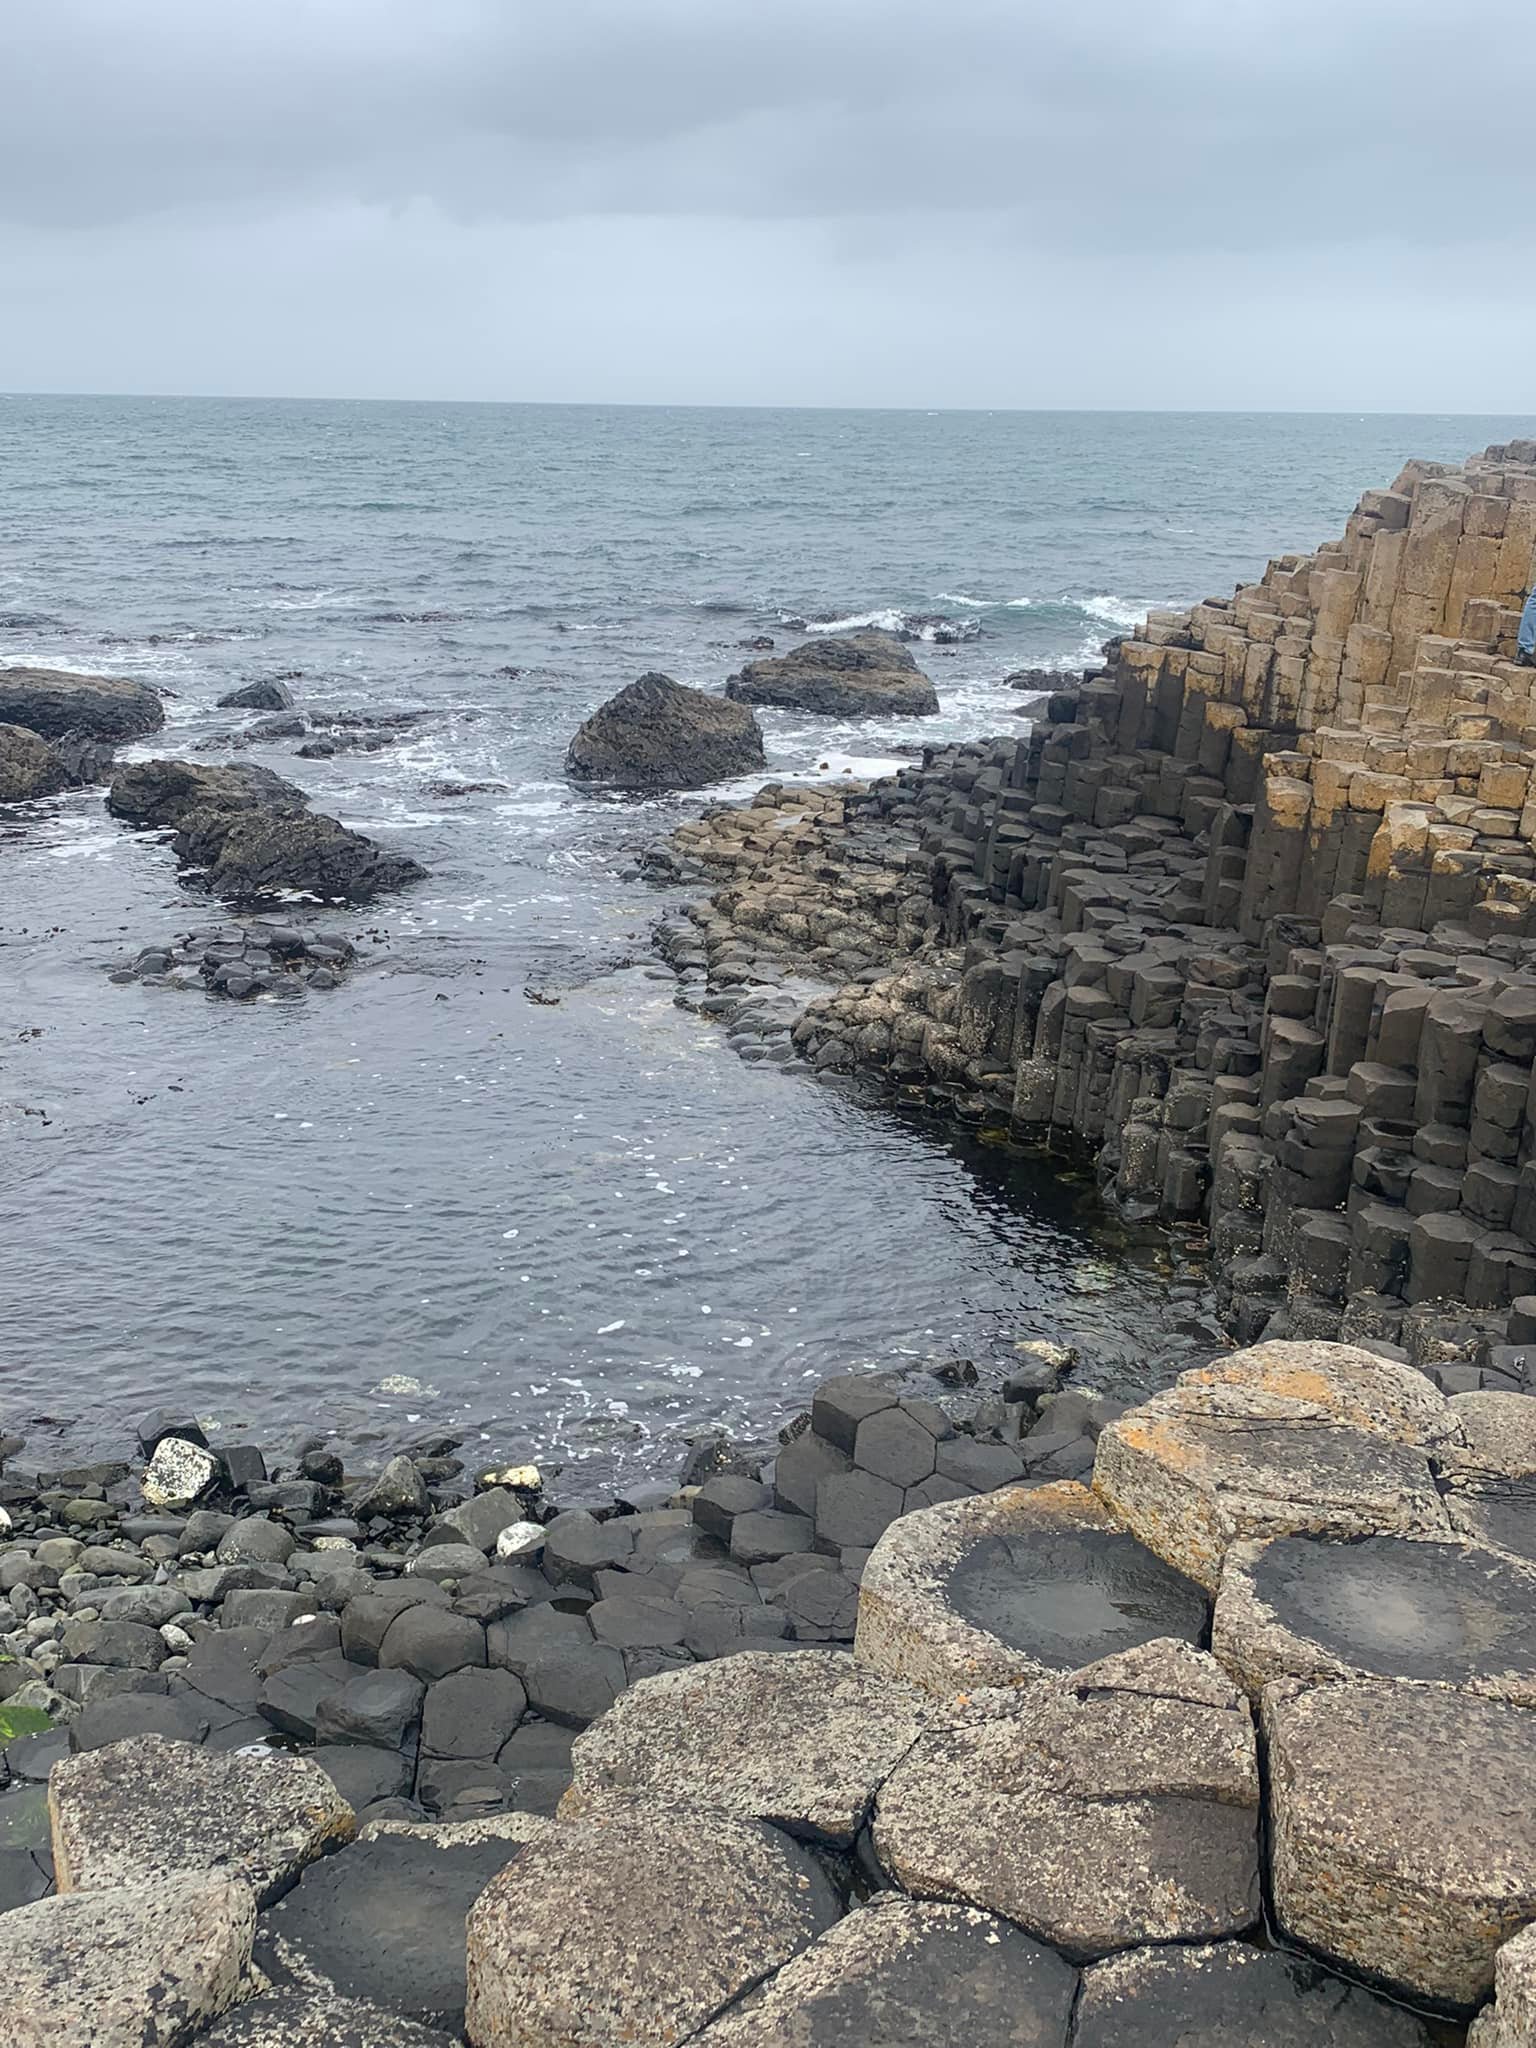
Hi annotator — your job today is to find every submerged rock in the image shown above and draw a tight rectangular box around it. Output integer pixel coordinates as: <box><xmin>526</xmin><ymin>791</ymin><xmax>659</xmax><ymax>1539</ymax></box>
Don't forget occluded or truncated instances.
<box><xmin>726</xmin><ymin>630</ymin><xmax>940</xmax><ymax>717</ymax></box>
<box><xmin>566</xmin><ymin>672</ymin><xmax>765</xmax><ymax>789</ymax></box>
<box><xmin>0</xmin><ymin>664</ymin><xmax>165</xmax><ymax>743</ymax></box>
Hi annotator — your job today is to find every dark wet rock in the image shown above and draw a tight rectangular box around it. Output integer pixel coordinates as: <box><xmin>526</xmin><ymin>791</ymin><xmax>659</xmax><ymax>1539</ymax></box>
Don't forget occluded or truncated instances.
<box><xmin>218</xmin><ymin>678</ymin><xmax>296</xmax><ymax>712</ymax></box>
<box><xmin>1214</xmin><ymin>1532</ymin><xmax>1536</xmax><ymax>1702</ymax></box>
<box><xmin>874</xmin><ymin>1640</ymin><xmax>1260</xmax><ymax>1959</ymax></box>
<box><xmin>567</xmin><ymin>1649</ymin><xmax>929</xmax><ymax>1845</ymax></box>
<box><xmin>378</xmin><ymin>1606</ymin><xmax>486</xmax><ymax>1683</ymax></box>
<box><xmin>196</xmin><ymin>1991</ymin><xmax>460</xmax><ymax>2048</ymax></box>
<box><xmin>49</xmin><ymin>1734</ymin><xmax>355</xmax><ymax>1902</ymax></box>
<box><xmin>340</xmin><ymin>1586</ymin><xmax>451</xmax><ymax>1667</ymax></box>
<box><xmin>1073</xmin><ymin>1941</ymin><xmax>1433</xmax><ymax>2047</ymax></box>
<box><xmin>352</xmin><ymin>1458</ymin><xmax>431</xmax><ymax>1521</ymax></box>
<box><xmin>693</xmin><ymin>1895</ymin><xmax>1080</xmax><ymax>2048</ymax></box>
<box><xmin>1265</xmin><ymin>1675</ymin><xmax>1536</xmax><ymax>2008</ymax></box>
<box><xmin>0</xmin><ymin>664</ymin><xmax>165</xmax><ymax>743</ymax></box>
<box><xmin>109</xmin><ymin>757</ymin><xmax>303</xmax><ymax>830</ymax></box>
<box><xmin>495</xmin><ymin>1719</ymin><xmax>574</xmax><ymax>1814</ymax></box>
<box><xmin>857</xmin><ymin>1479</ymin><xmax>1208</xmax><ymax>1697</ymax></box>
<box><xmin>0</xmin><ymin>723</ymin><xmax>76</xmax><ymax>802</ymax></box>
<box><xmin>255</xmin><ymin>1828</ymin><xmax>537</xmax><ymax>2031</ymax></box>
<box><xmin>465</xmin><ymin>1792</ymin><xmax>841</xmax><ymax>2046</ymax></box>
<box><xmin>726</xmin><ymin>631</ymin><xmax>939</xmax><ymax>718</ymax></box>
<box><xmin>565</xmin><ymin>672</ymin><xmax>766</xmax><ymax>790</ymax></box>
<box><xmin>425</xmin><ymin>779</ymin><xmax>509</xmax><ymax>798</ymax></box>
<box><xmin>425</xmin><ymin>1487</ymin><xmax>528</xmax><ymax>1556</ymax></box>
<box><xmin>420</xmin><ymin>1667</ymin><xmax>527</xmax><ymax>1759</ymax></box>
<box><xmin>4</xmin><ymin>1875</ymin><xmax>253</xmax><ymax>2048</ymax></box>
<box><xmin>68</xmin><ymin>1692</ymin><xmax>211</xmax><ymax>1752</ymax></box>
<box><xmin>309</xmin><ymin>1745</ymin><xmax>413</xmax><ymax>1812</ymax></box>
<box><xmin>313</xmin><ymin>1668</ymin><xmax>425</xmax><ymax>1750</ymax></box>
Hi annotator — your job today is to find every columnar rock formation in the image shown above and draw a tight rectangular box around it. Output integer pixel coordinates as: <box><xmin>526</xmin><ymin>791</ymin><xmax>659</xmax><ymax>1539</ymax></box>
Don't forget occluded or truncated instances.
<box><xmin>656</xmin><ymin>442</ymin><xmax>1536</xmax><ymax>1374</ymax></box>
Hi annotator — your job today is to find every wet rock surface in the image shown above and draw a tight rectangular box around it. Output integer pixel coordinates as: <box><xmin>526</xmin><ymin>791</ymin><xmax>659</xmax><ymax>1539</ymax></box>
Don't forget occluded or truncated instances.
<box><xmin>0</xmin><ymin>664</ymin><xmax>165</xmax><ymax>743</ymax></box>
<box><xmin>0</xmin><ymin>723</ymin><xmax>108</xmax><ymax>804</ymax></box>
<box><xmin>565</xmin><ymin>672</ymin><xmax>766</xmax><ymax>789</ymax></box>
<box><xmin>109</xmin><ymin>920</ymin><xmax>360</xmax><ymax>1001</ymax></box>
<box><xmin>1214</xmin><ymin>1531</ymin><xmax>1536</xmax><ymax>1701</ymax></box>
<box><xmin>856</xmin><ymin>1480</ymin><xmax>1208</xmax><ymax>1697</ymax></box>
<box><xmin>725</xmin><ymin>630</ymin><xmax>940</xmax><ymax>717</ymax></box>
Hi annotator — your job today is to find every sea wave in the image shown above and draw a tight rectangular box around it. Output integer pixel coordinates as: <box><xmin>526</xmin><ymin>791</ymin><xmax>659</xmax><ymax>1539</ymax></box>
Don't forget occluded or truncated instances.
<box><xmin>781</xmin><ymin>607</ymin><xmax>981</xmax><ymax>645</ymax></box>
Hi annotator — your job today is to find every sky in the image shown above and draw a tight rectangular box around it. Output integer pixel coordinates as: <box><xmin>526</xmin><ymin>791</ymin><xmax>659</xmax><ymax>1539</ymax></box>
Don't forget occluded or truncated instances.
<box><xmin>2</xmin><ymin>0</ymin><xmax>1533</xmax><ymax>410</ymax></box>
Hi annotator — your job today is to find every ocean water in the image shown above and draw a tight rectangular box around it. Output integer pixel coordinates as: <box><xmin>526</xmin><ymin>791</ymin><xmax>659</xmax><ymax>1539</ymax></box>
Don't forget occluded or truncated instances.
<box><xmin>3</xmin><ymin>399</ymin><xmax>1533</xmax><ymax>1484</ymax></box>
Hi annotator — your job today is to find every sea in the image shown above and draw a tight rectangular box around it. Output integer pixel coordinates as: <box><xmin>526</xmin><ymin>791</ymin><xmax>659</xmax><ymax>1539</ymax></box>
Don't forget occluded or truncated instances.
<box><xmin>3</xmin><ymin>399</ymin><xmax>1533</xmax><ymax>1487</ymax></box>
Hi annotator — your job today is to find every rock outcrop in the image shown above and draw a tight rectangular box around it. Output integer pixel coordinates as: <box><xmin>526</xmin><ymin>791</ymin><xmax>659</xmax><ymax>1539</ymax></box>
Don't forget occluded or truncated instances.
<box><xmin>726</xmin><ymin>630</ymin><xmax>940</xmax><ymax>717</ymax></box>
<box><xmin>0</xmin><ymin>723</ymin><xmax>118</xmax><ymax>802</ymax></box>
<box><xmin>217</xmin><ymin>678</ymin><xmax>296</xmax><ymax>711</ymax></box>
<box><xmin>565</xmin><ymin>673</ymin><xmax>765</xmax><ymax>788</ymax></box>
<box><xmin>654</xmin><ymin>441</ymin><xmax>1536</xmax><ymax>1385</ymax></box>
<box><xmin>0</xmin><ymin>664</ymin><xmax>164</xmax><ymax>742</ymax></box>
<box><xmin>108</xmin><ymin>757</ymin><xmax>426</xmax><ymax>903</ymax></box>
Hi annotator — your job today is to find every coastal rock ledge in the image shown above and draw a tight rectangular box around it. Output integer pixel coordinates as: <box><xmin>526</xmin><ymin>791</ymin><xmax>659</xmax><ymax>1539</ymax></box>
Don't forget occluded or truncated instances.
<box><xmin>6</xmin><ymin>1339</ymin><xmax>1536</xmax><ymax>2041</ymax></box>
<box><xmin>725</xmin><ymin>628</ymin><xmax>941</xmax><ymax>717</ymax></box>
<box><xmin>0</xmin><ymin>664</ymin><xmax>165</xmax><ymax>743</ymax></box>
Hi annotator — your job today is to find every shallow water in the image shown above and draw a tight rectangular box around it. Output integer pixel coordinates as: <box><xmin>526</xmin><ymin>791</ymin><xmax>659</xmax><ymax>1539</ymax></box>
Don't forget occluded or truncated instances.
<box><xmin>3</xmin><ymin>399</ymin><xmax>1533</xmax><ymax>1483</ymax></box>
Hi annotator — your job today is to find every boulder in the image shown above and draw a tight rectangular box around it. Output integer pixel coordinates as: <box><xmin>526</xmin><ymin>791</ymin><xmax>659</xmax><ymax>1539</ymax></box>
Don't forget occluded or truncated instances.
<box><xmin>564</xmin><ymin>1649</ymin><xmax>929</xmax><ymax>1845</ymax></box>
<box><xmin>49</xmin><ymin>1735</ymin><xmax>355</xmax><ymax>1904</ymax></box>
<box><xmin>254</xmin><ymin>1827</ymin><xmax>541</xmax><ymax>2031</ymax></box>
<box><xmin>1093</xmin><ymin>1340</ymin><xmax>1458</xmax><ymax>1589</ymax></box>
<box><xmin>692</xmin><ymin>1894</ymin><xmax>1079</xmax><ymax>2047</ymax></box>
<box><xmin>725</xmin><ymin>631</ymin><xmax>940</xmax><ymax>717</ymax></box>
<box><xmin>218</xmin><ymin>679</ymin><xmax>296</xmax><ymax>712</ymax></box>
<box><xmin>1264</xmin><ymin>1676</ymin><xmax>1536</xmax><ymax>2008</ymax></box>
<box><xmin>1213</xmin><ymin>1533</ymin><xmax>1536</xmax><ymax>1703</ymax></box>
<box><xmin>197</xmin><ymin>1994</ymin><xmax>460</xmax><ymax>2048</ymax></box>
<box><xmin>0</xmin><ymin>723</ymin><xmax>72</xmax><ymax>802</ymax></box>
<box><xmin>353</xmin><ymin>1456</ymin><xmax>431</xmax><ymax>1520</ymax></box>
<box><xmin>6</xmin><ymin>1875</ymin><xmax>254</xmax><ymax>2048</ymax></box>
<box><xmin>465</xmin><ymin>1792</ymin><xmax>841</xmax><ymax>2046</ymax></box>
<box><xmin>565</xmin><ymin>672</ymin><xmax>766</xmax><ymax>789</ymax></box>
<box><xmin>108</xmin><ymin>757</ymin><xmax>302</xmax><ymax>830</ymax></box>
<box><xmin>872</xmin><ymin>1640</ymin><xmax>1260</xmax><ymax>1959</ymax></box>
<box><xmin>0</xmin><ymin>664</ymin><xmax>164</xmax><ymax>743</ymax></box>
<box><xmin>1073</xmin><ymin>1941</ymin><xmax>1433</xmax><ymax>2047</ymax></box>
<box><xmin>856</xmin><ymin>1479</ymin><xmax>1209</xmax><ymax>1697</ymax></box>
<box><xmin>141</xmin><ymin>1435</ymin><xmax>222</xmax><ymax>1510</ymax></box>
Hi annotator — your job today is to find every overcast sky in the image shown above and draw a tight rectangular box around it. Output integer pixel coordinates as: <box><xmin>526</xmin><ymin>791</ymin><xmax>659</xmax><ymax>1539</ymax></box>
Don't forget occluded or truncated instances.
<box><xmin>2</xmin><ymin>0</ymin><xmax>1533</xmax><ymax>408</ymax></box>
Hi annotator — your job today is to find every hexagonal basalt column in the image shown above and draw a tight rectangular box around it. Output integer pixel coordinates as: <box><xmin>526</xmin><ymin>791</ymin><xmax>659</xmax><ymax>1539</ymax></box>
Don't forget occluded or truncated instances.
<box><xmin>1265</xmin><ymin>1676</ymin><xmax>1536</xmax><ymax>2010</ymax></box>
<box><xmin>1213</xmin><ymin>1533</ymin><xmax>1536</xmax><ymax>1704</ymax></box>
<box><xmin>854</xmin><ymin>1480</ymin><xmax>1209</xmax><ymax>1698</ymax></box>
<box><xmin>1093</xmin><ymin>1341</ymin><xmax>1459</xmax><ymax>1590</ymax></box>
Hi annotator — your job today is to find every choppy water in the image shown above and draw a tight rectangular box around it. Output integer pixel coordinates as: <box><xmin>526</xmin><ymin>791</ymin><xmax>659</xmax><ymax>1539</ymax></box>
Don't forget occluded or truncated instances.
<box><xmin>3</xmin><ymin>399</ymin><xmax>1532</xmax><ymax>1483</ymax></box>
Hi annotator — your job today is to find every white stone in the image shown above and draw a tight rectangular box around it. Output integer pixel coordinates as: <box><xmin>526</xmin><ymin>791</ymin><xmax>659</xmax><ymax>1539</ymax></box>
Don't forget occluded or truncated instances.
<box><xmin>141</xmin><ymin>1435</ymin><xmax>221</xmax><ymax>1510</ymax></box>
<box><xmin>495</xmin><ymin>1521</ymin><xmax>546</xmax><ymax>1561</ymax></box>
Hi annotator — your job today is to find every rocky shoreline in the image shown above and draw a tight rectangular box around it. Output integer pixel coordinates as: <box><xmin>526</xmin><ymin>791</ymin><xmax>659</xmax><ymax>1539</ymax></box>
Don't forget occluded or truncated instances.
<box><xmin>6</xmin><ymin>1339</ymin><xmax>1536</xmax><ymax>2043</ymax></box>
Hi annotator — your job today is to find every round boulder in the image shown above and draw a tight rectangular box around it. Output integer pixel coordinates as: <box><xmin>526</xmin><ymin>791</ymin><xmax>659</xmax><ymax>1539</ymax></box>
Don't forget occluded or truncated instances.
<box><xmin>0</xmin><ymin>723</ymin><xmax>72</xmax><ymax>803</ymax></box>
<box><xmin>564</xmin><ymin>1648</ymin><xmax>930</xmax><ymax>1845</ymax></box>
<box><xmin>1073</xmin><ymin>1941</ymin><xmax>1433</xmax><ymax>2047</ymax></box>
<box><xmin>1264</xmin><ymin>1675</ymin><xmax>1536</xmax><ymax>2009</ymax></box>
<box><xmin>0</xmin><ymin>664</ymin><xmax>164</xmax><ymax>742</ymax></box>
<box><xmin>692</xmin><ymin>1895</ymin><xmax>1079</xmax><ymax>2048</ymax></box>
<box><xmin>855</xmin><ymin>1480</ymin><xmax>1209</xmax><ymax>1698</ymax></box>
<box><xmin>565</xmin><ymin>673</ymin><xmax>766</xmax><ymax>789</ymax></box>
<box><xmin>725</xmin><ymin>631</ymin><xmax>940</xmax><ymax>717</ymax></box>
<box><xmin>1213</xmin><ymin>1533</ymin><xmax>1536</xmax><ymax>1703</ymax></box>
<box><xmin>872</xmin><ymin>1639</ymin><xmax>1260</xmax><ymax>1960</ymax></box>
<box><xmin>465</xmin><ymin>1792</ymin><xmax>841</xmax><ymax>2047</ymax></box>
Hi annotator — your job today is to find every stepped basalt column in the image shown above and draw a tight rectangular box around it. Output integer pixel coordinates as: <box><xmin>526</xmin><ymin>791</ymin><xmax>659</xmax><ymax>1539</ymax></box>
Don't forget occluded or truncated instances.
<box><xmin>662</xmin><ymin>443</ymin><xmax>1536</xmax><ymax>1383</ymax></box>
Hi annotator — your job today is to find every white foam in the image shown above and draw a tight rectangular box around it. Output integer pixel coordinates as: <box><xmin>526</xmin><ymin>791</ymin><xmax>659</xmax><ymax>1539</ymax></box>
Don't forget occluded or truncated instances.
<box><xmin>1078</xmin><ymin>593</ymin><xmax>1157</xmax><ymax>629</ymax></box>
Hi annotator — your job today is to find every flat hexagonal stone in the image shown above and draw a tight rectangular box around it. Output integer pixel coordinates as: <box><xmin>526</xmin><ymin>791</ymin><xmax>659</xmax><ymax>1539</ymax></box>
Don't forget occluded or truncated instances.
<box><xmin>49</xmin><ymin>1735</ymin><xmax>355</xmax><ymax>1904</ymax></box>
<box><xmin>197</xmin><ymin>1993</ymin><xmax>461</xmax><ymax>2047</ymax></box>
<box><xmin>254</xmin><ymin>1828</ymin><xmax>542</xmax><ymax>2030</ymax></box>
<box><xmin>1264</xmin><ymin>1677</ymin><xmax>1536</xmax><ymax>2008</ymax></box>
<box><xmin>1094</xmin><ymin>1341</ymin><xmax>1457</xmax><ymax>1589</ymax></box>
<box><xmin>692</xmin><ymin>1895</ymin><xmax>1079</xmax><ymax>2047</ymax></box>
<box><xmin>873</xmin><ymin>1640</ymin><xmax>1259</xmax><ymax>1959</ymax></box>
<box><xmin>1073</xmin><ymin>1941</ymin><xmax>1433</xmax><ymax>2047</ymax></box>
<box><xmin>564</xmin><ymin>1649</ymin><xmax>930</xmax><ymax>1845</ymax></box>
<box><xmin>465</xmin><ymin>1792</ymin><xmax>842</xmax><ymax>2046</ymax></box>
<box><xmin>856</xmin><ymin>1481</ymin><xmax>1208</xmax><ymax>1698</ymax></box>
<box><xmin>8</xmin><ymin>1876</ymin><xmax>254</xmax><ymax>2048</ymax></box>
<box><xmin>1214</xmin><ymin>1535</ymin><xmax>1536</xmax><ymax>1703</ymax></box>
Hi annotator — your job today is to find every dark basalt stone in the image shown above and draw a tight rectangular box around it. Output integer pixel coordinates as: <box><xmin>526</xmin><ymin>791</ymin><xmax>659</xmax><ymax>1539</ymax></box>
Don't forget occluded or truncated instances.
<box><xmin>945</xmin><ymin>1526</ymin><xmax>1209</xmax><ymax>1668</ymax></box>
<box><xmin>0</xmin><ymin>664</ymin><xmax>164</xmax><ymax>742</ymax></box>
<box><xmin>565</xmin><ymin>672</ymin><xmax>765</xmax><ymax>790</ymax></box>
<box><xmin>255</xmin><ymin>1832</ymin><xmax>536</xmax><ymax>2030</ymax></box>
<box><xmin>1073</xmin><ymin>1940</ymin><xmax>1432</xmax><ymax>2047</ymax></box>
<box><xmin>1246</xmin><ymin>1533</ymin><xmax>1536</xmax><ymax>1687</ymax></box>
<box><xmin>725</xmin><ymin>631</ymin><xmax>939</xmax><ymax>719</ymax></box>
